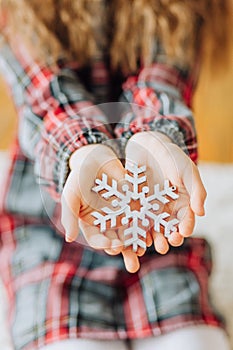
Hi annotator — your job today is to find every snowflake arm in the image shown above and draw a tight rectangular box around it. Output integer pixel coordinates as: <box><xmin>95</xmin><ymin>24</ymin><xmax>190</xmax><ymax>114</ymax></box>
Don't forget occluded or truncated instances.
<box><xmin>125</xmin><ymin>164</ymin><xmax>147</xmax><ymax>197</ymax></box>
<box><xmin>91</xmin><ymin>163</ymin><xmax>180</xmax><ymax>252</ymax></box>
<box><xmin>92</xmin><ymin>173</ymin><xmax>124</xmax><ymax>200</ymax></box>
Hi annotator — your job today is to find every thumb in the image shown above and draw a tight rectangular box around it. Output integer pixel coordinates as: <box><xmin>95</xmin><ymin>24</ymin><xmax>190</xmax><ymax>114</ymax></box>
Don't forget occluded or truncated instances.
<box><xmin>183</xmin><ymin>161</ymin><xmax>207</xmax><ymax>216</ymax></box>
<box><xmin>61</xmin><ymin>172</ymin><xmax>81</xmax><ymax>242</ymax></box>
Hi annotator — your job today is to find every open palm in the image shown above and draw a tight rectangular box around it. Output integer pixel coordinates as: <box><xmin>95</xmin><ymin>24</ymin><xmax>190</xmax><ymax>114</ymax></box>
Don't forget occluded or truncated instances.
<box><xmin>125</xmin><ymin>131</ymin><xmax>207</xmax><ymax>255</ymax></box>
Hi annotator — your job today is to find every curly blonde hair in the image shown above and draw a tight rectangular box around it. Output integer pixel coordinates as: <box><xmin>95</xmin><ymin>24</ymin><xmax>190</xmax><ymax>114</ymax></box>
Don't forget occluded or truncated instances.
<box><xmin>1</xmin><ymin>0</ymin><xmax>232</xmax><ymax>72</ymax></box>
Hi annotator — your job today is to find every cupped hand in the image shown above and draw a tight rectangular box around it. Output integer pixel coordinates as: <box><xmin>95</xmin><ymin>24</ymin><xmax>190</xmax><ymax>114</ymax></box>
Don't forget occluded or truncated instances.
<box><xmin>61</xmin><ymin>144</ymin><xmax>142</xmax><ymax>272</ymax></box>
<box><xmin>125</xmin><ymin>131</ymin><xmax>207</xmax><ymax>255</ymax></box>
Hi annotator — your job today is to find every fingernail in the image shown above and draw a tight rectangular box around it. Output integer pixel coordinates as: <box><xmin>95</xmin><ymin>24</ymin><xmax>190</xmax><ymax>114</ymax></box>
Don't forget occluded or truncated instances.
<box><xmin>65</xmin><ymin>234</ymin><xmax>73</xmax><ymax>243</ymax></box>
<box><xmin>199</xmin><ymin>207</ymin><xmax>205</xmax><ymax>216</ymax></box>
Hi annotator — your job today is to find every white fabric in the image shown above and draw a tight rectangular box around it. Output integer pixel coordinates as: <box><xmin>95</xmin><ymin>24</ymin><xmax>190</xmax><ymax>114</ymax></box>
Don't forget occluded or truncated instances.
<box><xmin>132</xmin><ymin>326</ymin><xmax>231</xmax><ymax>350</ymax></box>
<box><xmin>195</xmin><ymin>163</ymin><xmax>233</xmax><ymax>341</ymax></box>
<box><xmin>40</xmin><ymin>339</ymin><xmax>129</xmax><ymax>350</ymax></box>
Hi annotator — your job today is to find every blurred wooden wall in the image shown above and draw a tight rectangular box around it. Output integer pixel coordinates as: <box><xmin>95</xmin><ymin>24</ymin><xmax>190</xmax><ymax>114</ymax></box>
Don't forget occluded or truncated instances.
<box><xmin>0</xmin><ymin>78</ymin><xmax>17</xmax><ymax>149</ymax></box>
<box><xmin>0</xmin><ymin>45</ymin><xmax>233</xmax><ymax>162</ymax></box>
<box><xmin>193</xmin><ymin>43</ymin><xmax>233</xmax><ymax>163</ymax></box>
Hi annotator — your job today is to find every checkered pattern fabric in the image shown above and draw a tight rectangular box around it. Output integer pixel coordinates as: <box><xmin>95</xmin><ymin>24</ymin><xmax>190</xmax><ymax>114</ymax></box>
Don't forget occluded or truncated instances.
<box><xmin>0</xmin><ymin>41</ymin><xmax>224</xmax><ymax>350</ymax></box>
<box><xmin>0</xmin><ymin>42</ymin><xmax>197</xmax><ymax>198</ymax></box>
<box><xmin>0</xmin><ymin>217</ymin><xmax>224</xmax><ymax>350</ymax></box>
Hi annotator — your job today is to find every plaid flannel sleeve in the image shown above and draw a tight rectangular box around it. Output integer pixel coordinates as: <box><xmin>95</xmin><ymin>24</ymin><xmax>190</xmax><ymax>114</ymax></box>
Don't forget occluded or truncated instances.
<box><xmin>115</xmin><ymin>63</ymin><xmax>198</xmax><ymax>163</ymax></box>
<box><xmin>0</xmin><ymin>43</ymin><xmax>115</xmax><ymax>199</ymax></box>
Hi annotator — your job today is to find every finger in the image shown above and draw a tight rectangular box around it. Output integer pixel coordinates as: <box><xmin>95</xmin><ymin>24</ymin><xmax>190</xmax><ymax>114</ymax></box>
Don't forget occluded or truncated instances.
<box><xmin>80</xmin><ymin>221</ymin><xmax>111</xmax><ymax>250</ymax></box>
<box><xmin>153</xmin><ymin>231</ymin><xmax>169</xmax><ymax>254</ymax></box>
<box><xmin>104</xmin><ymin>242</ymin><xmax>122</xmax><ymax>255</ymax></box>
<box><xmin>61</xmin><ymin>179</ymin><xmax>80</xmax><ymax>242</ymax></box>
<box><xmin>146</xmin><ymin>231</ymin><xmax>153</xmax><ymax>247</ymax></box>
<box><xmin>168</xmin><ymin>231</ymin><xmax>184</xmax><ymax>247</ymax></box>
<box><xmin>177</xmin><ymin>205</ymin><xmax>195</xmax><ymax>237</ymax></box>
<box><xmin>118</xmin><ymin>226</ymin><xmax>147</xmax><ymax>257</ymax></box>
<box><xmin>183</xmin><ymin>162</ymin><xmax>207</xmax><ymax>216</ymax></box>
<box><xmin>104</xmin><ymin>230</ymin><xmax>123</xmax><ymax>255</ymax></box>
<box><xmin>122</xmin><ymin>249</ymin><xmax>140</xmax><ymax>273</ymax></box>
<box><xmin>117</xmin><ymin>220</ymin><xmax>141</xmax><ymax>272</ymax></box>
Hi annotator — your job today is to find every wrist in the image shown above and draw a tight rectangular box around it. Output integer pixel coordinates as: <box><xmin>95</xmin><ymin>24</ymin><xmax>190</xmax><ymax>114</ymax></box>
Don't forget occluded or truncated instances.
<box><xmin>126</xmin><ymin>131</ymin><xmax>172</xmax><ymax>148</ymax></box>
<box><xmin>151</xmin><ymin>131</ymin><xmax>173</xmax><ymax>143</ymax></box>
<box><xmin>69</xmin><ymin>144</ymin><xmax>117</xmax><ymax>170</ymax></box>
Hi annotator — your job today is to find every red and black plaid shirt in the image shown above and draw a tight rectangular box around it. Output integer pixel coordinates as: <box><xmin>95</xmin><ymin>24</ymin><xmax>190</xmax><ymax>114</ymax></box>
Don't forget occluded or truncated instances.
<box><xmin>0</xmin><ymin>41</ymin><xmax>197</xmax><ymax>208</ymax></box>
<box><xmin>0</xmin><ymin>37</ymin><xmax>224</xmax><ymax>350</ymax></box>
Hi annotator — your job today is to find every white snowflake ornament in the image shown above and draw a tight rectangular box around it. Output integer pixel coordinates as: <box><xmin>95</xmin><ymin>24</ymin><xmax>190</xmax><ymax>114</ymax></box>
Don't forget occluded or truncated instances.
<box><xmin>91</xmin><ymin>163</ymin><xmax>179</xmax><ymax>252</ymax></box>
